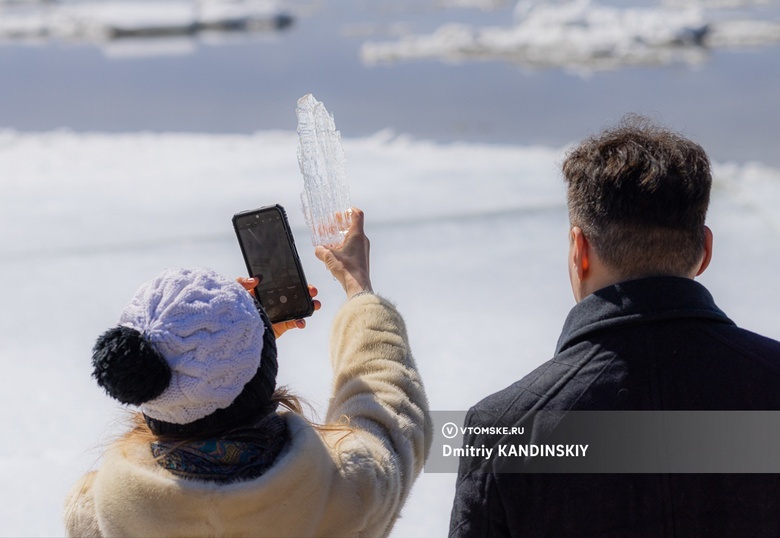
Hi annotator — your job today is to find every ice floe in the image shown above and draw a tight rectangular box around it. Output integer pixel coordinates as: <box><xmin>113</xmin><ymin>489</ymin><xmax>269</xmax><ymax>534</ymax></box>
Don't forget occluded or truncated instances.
<box><xmin>0</xmin><ymin>0</ymin><xmax>292</xmax><ymax>44</ymax></box>
<box><xmin>361</xmin><ymin>0</ymin><xmax>780</xmax><ymax>72</ymax></box>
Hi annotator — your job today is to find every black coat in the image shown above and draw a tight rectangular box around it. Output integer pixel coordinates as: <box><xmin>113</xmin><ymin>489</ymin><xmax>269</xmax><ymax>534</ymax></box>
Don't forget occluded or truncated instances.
<box><xmin>449</xmin><ymin>276</ymin><xmax>780</xmax><ymax>537</ymax></box>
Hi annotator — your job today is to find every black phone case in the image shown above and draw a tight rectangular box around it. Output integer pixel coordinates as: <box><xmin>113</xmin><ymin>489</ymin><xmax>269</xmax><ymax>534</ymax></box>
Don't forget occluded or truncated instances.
<box><xmin>232</xmin><ymin>204</ymin><xmax>314</xmax><ymax>324</ymax></box>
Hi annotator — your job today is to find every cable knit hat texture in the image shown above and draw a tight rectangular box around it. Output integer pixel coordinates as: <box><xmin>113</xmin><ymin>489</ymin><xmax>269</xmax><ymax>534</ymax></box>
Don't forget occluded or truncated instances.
<box><xmin>92</xmin><ymin>267</ymin><xmax>270</xmax><ymax>425</ymax></box>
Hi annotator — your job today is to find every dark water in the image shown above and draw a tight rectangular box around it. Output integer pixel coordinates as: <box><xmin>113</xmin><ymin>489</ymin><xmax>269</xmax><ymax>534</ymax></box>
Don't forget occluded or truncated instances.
<box><xmin>1</xmin><ymin>0</ymin><xmax>779</xmax><ymax>165</ymax></box>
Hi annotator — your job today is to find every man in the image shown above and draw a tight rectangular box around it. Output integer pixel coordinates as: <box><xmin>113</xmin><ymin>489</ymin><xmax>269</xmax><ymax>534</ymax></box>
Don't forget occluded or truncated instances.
<box><xmin>449</xmin><ymin>116</ymin><xmax>780</xmax><ymax>537</ymax></box>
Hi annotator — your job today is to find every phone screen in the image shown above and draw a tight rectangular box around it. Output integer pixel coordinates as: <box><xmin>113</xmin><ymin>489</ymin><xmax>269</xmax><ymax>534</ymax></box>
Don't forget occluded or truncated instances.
<box><xmin>233</xmin><ymin>206</ymin><xmax>313</xmax><ymax>323</ymax></box>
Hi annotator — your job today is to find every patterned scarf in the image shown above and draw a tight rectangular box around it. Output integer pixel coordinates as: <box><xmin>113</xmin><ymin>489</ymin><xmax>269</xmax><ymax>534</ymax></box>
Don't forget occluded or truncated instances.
<box><xmin>151</xmin><ymin>413</ymin><xmax>288</xmax><ymax>484</ymax></box>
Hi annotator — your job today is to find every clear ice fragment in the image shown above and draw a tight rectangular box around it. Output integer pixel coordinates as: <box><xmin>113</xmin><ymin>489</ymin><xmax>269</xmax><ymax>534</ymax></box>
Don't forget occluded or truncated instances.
<box><xmin>296</xmin><ymin>93</ymin><xmax>352</xmax><ymax>247</ymax></box>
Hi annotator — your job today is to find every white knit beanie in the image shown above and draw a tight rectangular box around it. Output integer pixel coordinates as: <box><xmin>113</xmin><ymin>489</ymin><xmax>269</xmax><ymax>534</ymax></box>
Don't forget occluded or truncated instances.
<box><xmin>94</xmin><ymin>267</ymin><xmax>266</xmax><ymax>425</ymax></box>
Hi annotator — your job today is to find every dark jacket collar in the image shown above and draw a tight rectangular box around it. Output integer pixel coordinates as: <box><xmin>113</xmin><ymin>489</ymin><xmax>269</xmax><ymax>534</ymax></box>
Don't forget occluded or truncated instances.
<box><xmin>556</xmin><ymin>276</ymin><xmax>734</xmax><ymax>353</ymax></box>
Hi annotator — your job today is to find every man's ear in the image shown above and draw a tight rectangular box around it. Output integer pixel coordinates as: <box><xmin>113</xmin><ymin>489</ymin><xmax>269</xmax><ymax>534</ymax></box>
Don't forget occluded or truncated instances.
<box><xmin>571</xmin><ymin>226</ymin><xmax>590</xmax><ymax>280</ymax></box>
<box><xmin>695</xmin><ymin>226</ymin><xmax>713</xmax><ymax>277</ymax></box>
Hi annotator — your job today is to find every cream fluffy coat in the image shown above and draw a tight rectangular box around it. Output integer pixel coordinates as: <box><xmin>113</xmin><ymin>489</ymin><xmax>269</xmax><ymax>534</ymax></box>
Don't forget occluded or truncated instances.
<box><xmin>64</xmin><ymin>294</ymin><xmax>431</xmax><ymax>538</ymax></box>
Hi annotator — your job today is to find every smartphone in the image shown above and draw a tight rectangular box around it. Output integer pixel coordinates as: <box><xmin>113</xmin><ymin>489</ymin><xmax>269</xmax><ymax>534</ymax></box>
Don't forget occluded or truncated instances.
<box><xmin>232</xmin><ymin>204</ymin><xmax>314</xmax><ymax>324</ymax></box>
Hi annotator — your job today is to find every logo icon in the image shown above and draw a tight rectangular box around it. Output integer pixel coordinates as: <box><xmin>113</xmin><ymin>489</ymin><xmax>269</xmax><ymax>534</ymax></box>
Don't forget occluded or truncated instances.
<box><xmin>442</xmin><ymin>422</ymin><xmax>459</xmax><ymax>439</ymax></box>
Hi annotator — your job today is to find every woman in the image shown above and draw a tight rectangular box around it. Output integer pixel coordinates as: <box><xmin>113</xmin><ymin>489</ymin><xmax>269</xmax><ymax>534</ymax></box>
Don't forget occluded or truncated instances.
<box><xmin>64</xmin><ymin>209</ymin><xmax>431</xmax><ymax>537</ymax></box>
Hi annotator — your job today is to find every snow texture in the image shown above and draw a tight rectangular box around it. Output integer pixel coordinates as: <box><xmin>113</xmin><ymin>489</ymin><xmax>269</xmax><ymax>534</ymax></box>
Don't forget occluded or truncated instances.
<box><xmin>1</xmin><ymin>129</ymin><xmax>779</xmax><ymax>537</ymax></box>
<box><xmin>296</xmin><ymin>94</ymin><xmax>353</xmax><ymax>247</ymax></box>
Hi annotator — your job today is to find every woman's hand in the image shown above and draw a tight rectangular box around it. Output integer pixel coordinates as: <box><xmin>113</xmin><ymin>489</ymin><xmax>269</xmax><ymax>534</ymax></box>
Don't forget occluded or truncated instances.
<box><xmin>315</xmin><ymin>207</ymin><xmax>373</xmax><ymax>299</ymax></box>
<box><xmin>237</xmin><ymin>277</ymin><xmax>321</xmax><ymax>339</ymax></box>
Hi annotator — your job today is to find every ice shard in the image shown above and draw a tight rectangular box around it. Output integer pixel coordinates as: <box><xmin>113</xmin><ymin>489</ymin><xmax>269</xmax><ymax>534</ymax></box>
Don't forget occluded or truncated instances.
<box><xmin>296</xmin><ymin>93</ymin><xmax>353</xmax><ymax>247</ymax></box>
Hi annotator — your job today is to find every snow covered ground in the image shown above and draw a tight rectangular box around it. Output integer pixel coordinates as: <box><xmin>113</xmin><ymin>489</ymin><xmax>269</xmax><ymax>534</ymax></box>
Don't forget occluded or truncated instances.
<box><xmin>1</xmin><ymin>128</ymin><xmax>779</xmax><ymax>536</ymax></box>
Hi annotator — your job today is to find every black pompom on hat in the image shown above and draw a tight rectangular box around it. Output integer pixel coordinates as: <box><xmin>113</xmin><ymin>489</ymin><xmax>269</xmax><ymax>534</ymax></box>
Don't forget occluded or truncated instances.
<box><xmin>90</xmin><ymin>267</ymin><xmax>276</xmax><ymax>431</ymax></box>
<box><xmin>92</xmin><ymin>326</ymin><xmax>171</xmax><ymax>405</ymax></box>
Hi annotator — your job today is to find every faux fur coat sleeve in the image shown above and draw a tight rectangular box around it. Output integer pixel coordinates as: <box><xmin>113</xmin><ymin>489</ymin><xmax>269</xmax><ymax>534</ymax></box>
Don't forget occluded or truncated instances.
<box><xmin>64</xmin><ymin>293</ymin><xmax>431</xmax><ymax>538</ymax></box>
<box><xmin>324</xmin><ymin>293</ymin><xmax>433</xmax><ymax>534</ymax></box>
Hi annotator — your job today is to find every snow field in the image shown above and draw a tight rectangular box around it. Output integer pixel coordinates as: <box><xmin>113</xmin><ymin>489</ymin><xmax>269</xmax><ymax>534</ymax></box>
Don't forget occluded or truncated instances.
<box><xmin>0</xmin><ymin>129</ymin><xmax>778</xmax><ymax>536</ymax></box>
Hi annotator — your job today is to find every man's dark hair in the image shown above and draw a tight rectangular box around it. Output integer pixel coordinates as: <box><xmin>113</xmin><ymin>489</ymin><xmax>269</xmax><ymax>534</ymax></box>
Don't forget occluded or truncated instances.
<box><xmin>562</xmin><ymin>115</ymin><xmax>712</xmax><ymax>278</ymax></box>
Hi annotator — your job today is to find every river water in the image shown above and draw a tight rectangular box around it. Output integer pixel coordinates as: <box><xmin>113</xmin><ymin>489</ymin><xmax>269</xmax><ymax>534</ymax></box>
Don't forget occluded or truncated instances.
<box><xmin>0</xmin><ymin>0</ymin><xmax>778</xmax><ymax>165</ymax></box>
